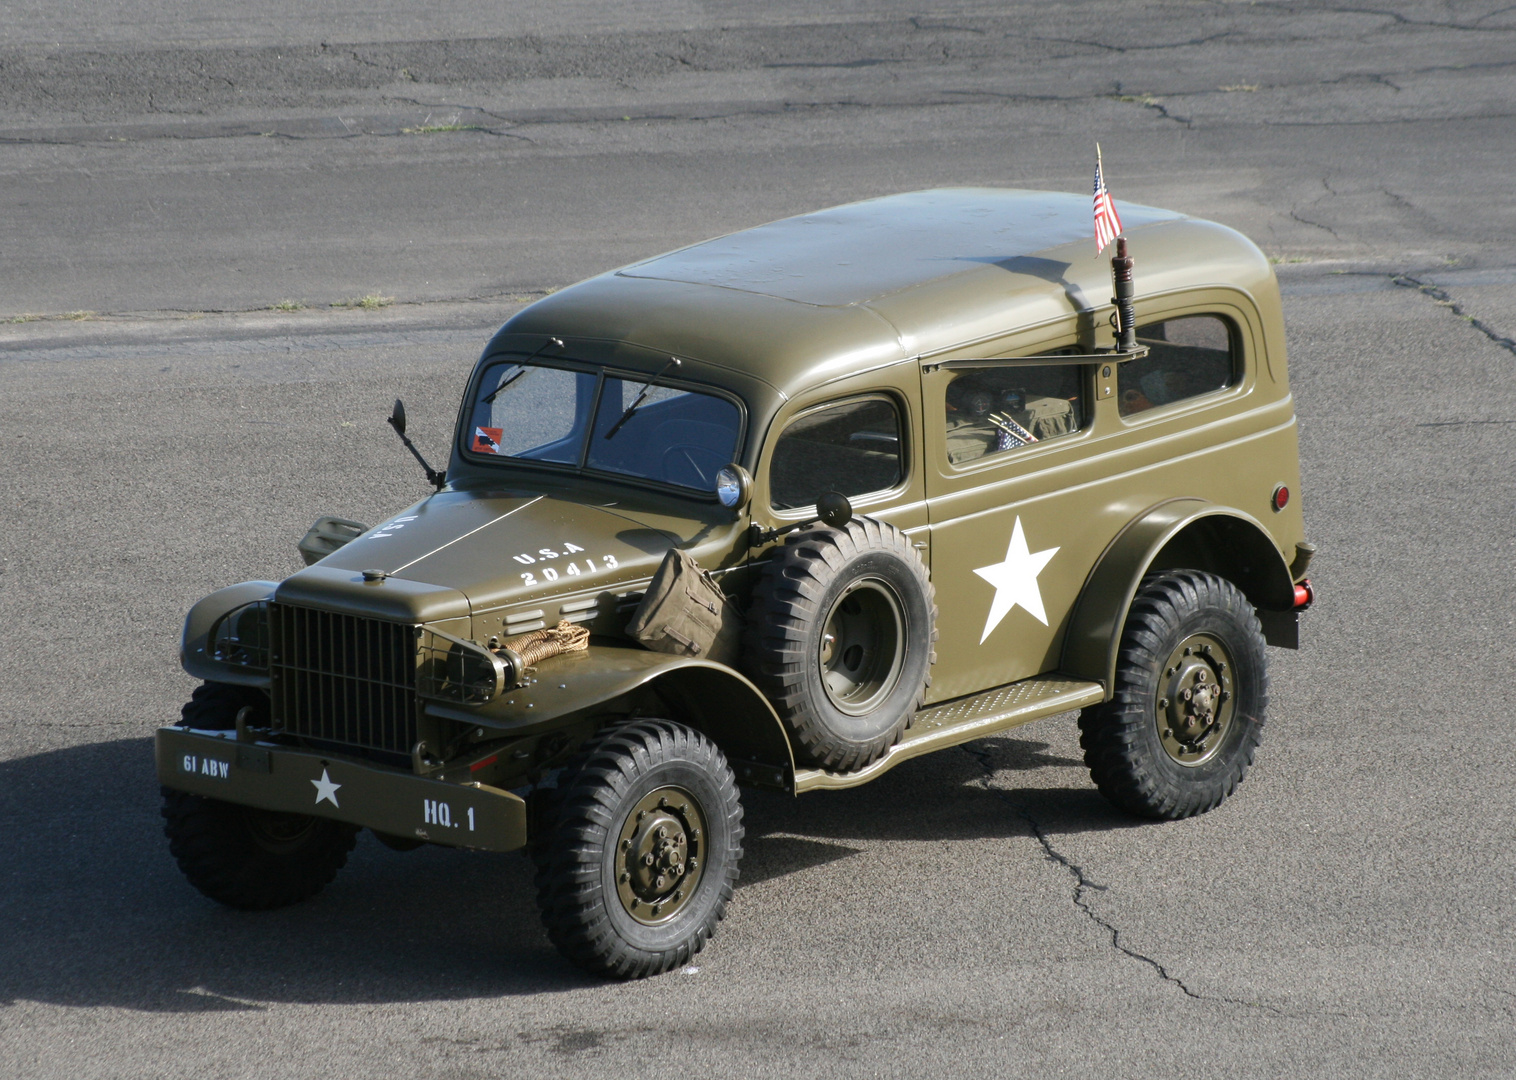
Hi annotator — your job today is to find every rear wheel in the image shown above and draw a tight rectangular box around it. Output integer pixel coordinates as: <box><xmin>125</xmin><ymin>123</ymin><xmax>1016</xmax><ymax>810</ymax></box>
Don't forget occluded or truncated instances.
<box><xmin>531</xmin><ymin>719</ymin><xmax>743</xmax><ymax>978</ymax></box>
<box><xmin>161</xmin><ymin>682</ymin><xmax>358</xmax><ymax>909</ymax></box>
<box><xmin>1078</xmin><ymin>571</ymin><xmax>1268</xmax><ymax>819</ymax></box>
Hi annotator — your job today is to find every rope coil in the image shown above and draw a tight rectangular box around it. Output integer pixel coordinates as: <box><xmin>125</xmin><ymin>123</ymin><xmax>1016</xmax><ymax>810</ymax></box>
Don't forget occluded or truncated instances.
<box><xmin>498</xmin><ymin>620</ymin><xmax>590</xmax><ymax>666</ymax></box>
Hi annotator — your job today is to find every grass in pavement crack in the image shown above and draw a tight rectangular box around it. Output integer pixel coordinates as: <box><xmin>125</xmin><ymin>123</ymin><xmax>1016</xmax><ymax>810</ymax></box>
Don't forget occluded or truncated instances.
<box><xmin>1393</xmin><ymin>274</ymin><xmax>1516</xmax><ymax>358</ymax></box>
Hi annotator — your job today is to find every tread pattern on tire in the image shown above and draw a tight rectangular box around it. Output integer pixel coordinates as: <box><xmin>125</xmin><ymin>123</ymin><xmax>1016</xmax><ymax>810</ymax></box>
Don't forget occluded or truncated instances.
<box><xmin>743</xmin><ymin>518</ymin><xmax>937</xmax><ymax>772</ymax></box>
<box><xmin>531</xmin><ymin>719</ymin><xmax>743</xmax><ymax>980</ymax></box>
<box><xmin>1078</xmin><ymin>570</ymin><xmax>1268</xmax><ymax>820</ymax></box>
<box><xmin>162</xmin><ymin>682</ymin><xmax>358</xmax><ymax>909</ymax></box>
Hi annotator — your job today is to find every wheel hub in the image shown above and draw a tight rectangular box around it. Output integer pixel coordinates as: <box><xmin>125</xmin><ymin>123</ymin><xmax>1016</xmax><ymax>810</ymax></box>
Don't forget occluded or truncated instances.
<box><xmin>1156</xmin><ymin>634</ymin><xmax>1235</xmax><ymax>767</ymax></box>
<box><xmin>615</xmin><ymin>787</ymin><xmax>706</xmax><ymax>925</ymax></box>
<box><xmin>818</xmin><ymin>578</ymin><xmax>906</xmax><ymax>716</ymax></box>
<box><xmin>241</xmin><ymin>807</ymin><xmax>319</xmax><ymax>853</ymax></box>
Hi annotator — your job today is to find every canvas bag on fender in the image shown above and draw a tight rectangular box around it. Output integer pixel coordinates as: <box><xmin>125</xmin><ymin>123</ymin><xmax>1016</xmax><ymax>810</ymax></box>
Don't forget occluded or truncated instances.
<box><xmin>626</xmin><ymin>548</ymin><xmax>743</xmax><ymax>665</ymax></box>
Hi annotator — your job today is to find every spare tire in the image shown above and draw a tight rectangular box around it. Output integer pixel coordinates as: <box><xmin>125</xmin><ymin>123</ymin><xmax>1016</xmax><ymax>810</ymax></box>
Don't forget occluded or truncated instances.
<box><xmin>744</xmin><ymin>518</ymin><xmax>936</xmax><ymax>772</ymax></box>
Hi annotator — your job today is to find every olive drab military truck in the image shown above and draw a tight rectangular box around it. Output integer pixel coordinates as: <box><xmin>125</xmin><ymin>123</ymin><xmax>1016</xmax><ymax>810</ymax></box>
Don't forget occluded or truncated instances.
<box><xmin>159</xmin><ymin>188</ymin><xmax>1315</xmax><ymax>978</ymax></box>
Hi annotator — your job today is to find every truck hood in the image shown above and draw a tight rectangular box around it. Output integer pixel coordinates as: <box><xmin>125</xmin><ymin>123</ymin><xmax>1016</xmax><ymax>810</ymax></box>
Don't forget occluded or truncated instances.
<box><xmin>277</xmin><ymin>488</ymin><xmax>699</xmax><ymax>625</ymax></box>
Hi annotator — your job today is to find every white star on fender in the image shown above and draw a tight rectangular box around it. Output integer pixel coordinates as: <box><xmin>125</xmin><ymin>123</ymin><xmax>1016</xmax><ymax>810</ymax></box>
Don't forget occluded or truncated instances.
<box><xmin>311</xmin><ymin>769</ymin><xmax>342</xmax><ymax>808</ymax></box>
<box><xmin>973</xmin><ymin>517</ymin><xmax>1061</xmax><ymax>642</ymax></box>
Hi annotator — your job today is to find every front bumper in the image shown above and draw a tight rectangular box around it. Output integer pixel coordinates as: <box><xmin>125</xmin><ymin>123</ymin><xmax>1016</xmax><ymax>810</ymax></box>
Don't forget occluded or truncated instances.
<box><xmin>155</xmin><ymin>726</ymin><xmax>528</xmax><ymax>852</ymax></box>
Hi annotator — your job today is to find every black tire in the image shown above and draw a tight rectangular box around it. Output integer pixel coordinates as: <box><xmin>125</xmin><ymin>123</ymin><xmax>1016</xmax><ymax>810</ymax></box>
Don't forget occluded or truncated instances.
<box><xmin>179</xmin><ymin>680</ymin><xmax>267</xmax><ymax>731</ymax></box>
<box><xmin>744</xmin><ymin>518</ymin><xmax>937</xmax><ymax>771</ymax></box>
<box><xmin>531</xmin><ymin>719</ymin><xmax>743</xmax><ymax>979</ymax></box>
<box><xmin>162</xmin><ymin>682</ymin><xmax>359</xmax><ymax>909</ymax></box>
<box><xmin>1078</xmin><ymin>570</ymin><xmax>1268</xmax><ymax>820</ymax></box>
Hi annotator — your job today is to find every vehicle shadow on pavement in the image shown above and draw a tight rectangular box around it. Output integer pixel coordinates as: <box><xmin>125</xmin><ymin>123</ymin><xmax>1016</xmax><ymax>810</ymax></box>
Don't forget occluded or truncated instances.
<box><xmin>0</xmin><ymin>734</ymin><xmax>1136</xmax><ymax>1011</ymax></box>
<box><xmin>0</xmin><ymin>738</ymin><xmax>595</xmax><ymax>1011</ymax></box>
<box><xmin>738</xmin><ymin>734</ymin><xmax>1140</xmax><ymax>887</ymax></box>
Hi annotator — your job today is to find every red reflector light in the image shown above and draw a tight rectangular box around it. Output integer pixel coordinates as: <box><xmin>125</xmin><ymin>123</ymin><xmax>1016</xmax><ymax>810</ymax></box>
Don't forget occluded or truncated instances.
<box><xmin>469</xmin><ymin>753</ymin><xmax>499</xmax><ymax>773</ymax></box>
<box><xmin>1271</xmin><ymin>485</ymin><xmax>1290</xmax><ymax>512</ymax></box>
<box><xmin>1293</xmin><ymin>580</ymin><xmax>1314</xmax><ymax>609</ymax></box>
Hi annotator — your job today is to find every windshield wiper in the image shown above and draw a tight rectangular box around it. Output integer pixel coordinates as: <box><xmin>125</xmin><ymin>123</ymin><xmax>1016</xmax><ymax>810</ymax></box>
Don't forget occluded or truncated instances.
<box><xmin>603</xmin><ymin>356</ymin><xmax>680</xmax><ymax>440</ymax></box>
<box><xmin>482</xmin><ymin>365</ymin><xmax>527</xmax><ymax>403</ymax></box>
<box><xmin>482</xmin><ymin>336</ymin><xmax>564</xmax><ymax>403</ymax></box>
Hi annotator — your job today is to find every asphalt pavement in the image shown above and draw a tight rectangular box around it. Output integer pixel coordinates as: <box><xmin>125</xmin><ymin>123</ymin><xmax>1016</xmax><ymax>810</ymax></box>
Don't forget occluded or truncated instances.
<box><xmin>2</xmin><ymin>3</ymin><xmax>1514</xmax><ymax>1077</ymax></box>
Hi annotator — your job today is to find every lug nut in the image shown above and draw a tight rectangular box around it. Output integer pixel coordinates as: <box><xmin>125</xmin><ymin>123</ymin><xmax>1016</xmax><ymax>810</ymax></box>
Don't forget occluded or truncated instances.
<box><xmin>643</xmin><ymin>853</ymin><xmax>655</xmax><ymax>866</ymax></box>
<box><xmin>688</xmin><ymin>859</ymin><xmax>698</xmax><ymax>871</ymax></box>
<box><xmin>656</xmin><ymin>875</ymin><xmax>666</xmax><ymax>889</ymax></box>
<box><xmin>620</xmin><ymin>872</ymin><xmax>629</xmax><ymax>883</ymax></box>
<box><xmin>657</xmin><ymin>826</ymin><xmax>667</xmax><ymax>840</ymax></box>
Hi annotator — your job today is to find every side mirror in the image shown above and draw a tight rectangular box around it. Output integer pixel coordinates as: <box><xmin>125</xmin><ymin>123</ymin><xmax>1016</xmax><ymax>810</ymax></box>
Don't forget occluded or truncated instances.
<box><xmin>748</xmin><ymin>489</ymin><xmax>854</xmax><ymax>547</ymax></box>
<box><xmin>816</xmin><ymin>491</ymin><xmax>852</xmax><ymax>529</ymax></box>
<box><xmin>388</xmin><ymin>399</ymin><xmax>408</xmax><ymax>436</ymax></box>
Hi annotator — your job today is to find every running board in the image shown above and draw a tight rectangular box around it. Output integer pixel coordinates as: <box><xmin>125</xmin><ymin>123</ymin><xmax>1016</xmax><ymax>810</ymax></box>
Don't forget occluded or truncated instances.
<box><xmin>792</xmin><ymin>674</ymin><xmax>1105</xmax><ymax>793</ymax></box>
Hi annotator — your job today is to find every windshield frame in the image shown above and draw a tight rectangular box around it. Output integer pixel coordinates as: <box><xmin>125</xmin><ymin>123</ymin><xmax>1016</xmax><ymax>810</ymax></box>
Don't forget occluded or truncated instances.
<box><xmin>456</xmin><ymin>352</ymin><xmax>749</xmax><ymax>500</ymax></box>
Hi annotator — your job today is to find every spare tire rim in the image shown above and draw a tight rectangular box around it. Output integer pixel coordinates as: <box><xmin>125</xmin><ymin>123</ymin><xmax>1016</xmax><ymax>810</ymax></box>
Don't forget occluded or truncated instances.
<box><xmin>1155</xmin><ymin>632</ymin><xmax>1236</xmax><ymax>767</ymax></box>
<box><xmin>818</xmin><ymin>578</ymin><xmax>906</xmax><ymax>717</ymax></box>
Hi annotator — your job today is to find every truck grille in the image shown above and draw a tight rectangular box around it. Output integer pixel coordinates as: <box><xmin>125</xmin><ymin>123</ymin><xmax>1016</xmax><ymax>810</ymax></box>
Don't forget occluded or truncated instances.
<box><xmin>268</xmin><ymin>604</ymin><xmax>420</xmax><ymax>757</ymax></box>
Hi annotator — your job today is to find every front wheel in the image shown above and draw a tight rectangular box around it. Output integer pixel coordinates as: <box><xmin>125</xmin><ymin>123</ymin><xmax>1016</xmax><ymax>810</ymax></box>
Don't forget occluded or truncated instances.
<box><xmin>162</xmin><ymin>681</ymin><xmax>359</xmax><ymax>908</ymax></box>
<box><xmin>531</xmin><ymin>719</ymin><xmax>743</xmax><ymax>978</ymax></box>
<box><xmin>1078</xmin><ymin>570</ymin><xmax>1268</xmax><ymax>820</ymax></box>
<box><xmin>161</xmin><ymin>790</ymin><xmax>359</xmax><ymax>908</ymax></box>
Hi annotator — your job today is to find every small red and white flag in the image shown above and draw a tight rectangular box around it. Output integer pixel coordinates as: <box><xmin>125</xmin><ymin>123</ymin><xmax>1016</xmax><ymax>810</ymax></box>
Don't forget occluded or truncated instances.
<box><xmin>1093</xmin><ymin>144</ymin><xmax>1123</xmax><ymax>254</ymax></box>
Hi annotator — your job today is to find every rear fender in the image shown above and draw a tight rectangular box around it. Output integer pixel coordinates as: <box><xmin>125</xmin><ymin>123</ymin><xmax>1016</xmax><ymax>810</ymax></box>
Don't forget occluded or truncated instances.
<box><xmin>181</xmin><ymin>581</ymin><xmax>278</xmax><ymax>687</ymax></box>
<box><xmin>1061</xmin><ymin>499</ymin><xmax>1295</xmax><ymax>691</ymax></box>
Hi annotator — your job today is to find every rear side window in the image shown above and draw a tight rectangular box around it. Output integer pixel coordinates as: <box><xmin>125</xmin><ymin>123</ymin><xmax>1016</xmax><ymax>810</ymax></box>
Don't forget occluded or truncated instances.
<box><xmin>1119</xmin><ymin>315</ymin><xmax>1236</xmax><ymax>417</ymax></box>
<box><xmin>769</xmin><ymin>397</ymin><xmax>903</xmax><ymax>511</ymax></box>
<box><xmin>943</xmin><ymin>363</ymin><xmax>1085</xmax><ymax>467</ymax></box>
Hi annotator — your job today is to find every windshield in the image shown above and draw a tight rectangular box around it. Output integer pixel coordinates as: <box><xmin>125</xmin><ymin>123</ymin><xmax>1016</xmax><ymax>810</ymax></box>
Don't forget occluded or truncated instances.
<box><xmin>464</xmin><ymin>360</ymin><xmax>742</xmax><ymax>493</ymax></box>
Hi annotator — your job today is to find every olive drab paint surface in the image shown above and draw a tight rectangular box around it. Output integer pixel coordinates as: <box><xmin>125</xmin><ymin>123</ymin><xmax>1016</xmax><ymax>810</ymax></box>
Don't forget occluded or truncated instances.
<box><xmin>159</xmin><ymin>188</ymin><xmax>1311</xmax><ymax>976</ymax></box>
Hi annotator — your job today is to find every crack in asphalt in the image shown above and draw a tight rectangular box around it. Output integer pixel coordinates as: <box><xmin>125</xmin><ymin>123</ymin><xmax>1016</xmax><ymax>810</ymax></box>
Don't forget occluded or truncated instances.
<box><xmin>1298</xmin><ymin>3</ymin><xmax>1516</xmax><ymax>32</ymax></box>
<box><xmin>1288</xmin><ymin>208</ymin><xmax>1343</xmax><ymax>240</ymax></box>
<box><xmin>958</xmin><ymin>743</ymin><xmax>1282</xmax><ymax>1014</ymax></box>
<box><xmin>1393</xmin><ymin>273</ymin><xmax>1516</xmax><ymax>357</ymax></box>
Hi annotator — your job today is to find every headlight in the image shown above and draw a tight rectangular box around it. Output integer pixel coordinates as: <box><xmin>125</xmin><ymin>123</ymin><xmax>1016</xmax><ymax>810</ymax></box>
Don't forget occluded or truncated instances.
<box><xmin>417</xmin><ymin>628</ymin><xmax>508</xmax><ymax>705</ymax></box>
<box><xmin>715</xmin><ymin>464</ymin><xmax>752</xmax><ymax>510</ymax></box>
<box><xmin>208</xmin><ymin>600</ymin><xmax>270</xmax><ymax>671</ymax></box>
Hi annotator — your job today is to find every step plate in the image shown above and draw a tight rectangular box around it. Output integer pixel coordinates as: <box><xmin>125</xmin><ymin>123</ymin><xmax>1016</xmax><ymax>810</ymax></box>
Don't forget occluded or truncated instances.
<box><xmin>794</xmin><ymin>674</ymin><xmax>1105</xmax><ymax>793</ymax></box>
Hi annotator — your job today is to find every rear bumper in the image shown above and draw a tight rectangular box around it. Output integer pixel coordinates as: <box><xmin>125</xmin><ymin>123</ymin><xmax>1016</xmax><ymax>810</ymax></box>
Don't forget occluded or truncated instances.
<box><xmin>155</xmin><ymin>726</ymin><xmax>528</xmax><ymax>852</ymax></box>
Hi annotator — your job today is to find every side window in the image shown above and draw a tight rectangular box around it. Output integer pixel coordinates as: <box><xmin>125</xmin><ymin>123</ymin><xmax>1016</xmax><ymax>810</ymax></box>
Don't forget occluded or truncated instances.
<box><xmin>769</xmin><ymin>396</ymin><xmax>903</xmax><ymax>511</ymax></box>
<box><xmin>1119</xmin><ymin>315</ymin><xmax>1236</xmax><ymax>417</ymax></box>
<box><xmin>943</xmin><ymin>363</ymin><xmax>1084</xmax><ymax>467</ymax></box>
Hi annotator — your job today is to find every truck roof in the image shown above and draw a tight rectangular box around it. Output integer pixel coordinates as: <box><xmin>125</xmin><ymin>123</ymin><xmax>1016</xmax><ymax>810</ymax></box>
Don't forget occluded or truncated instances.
<box><xmin>489</xmin><ymin>188</ymin><xmax>1276</xmax><ymax>401</ymax></box>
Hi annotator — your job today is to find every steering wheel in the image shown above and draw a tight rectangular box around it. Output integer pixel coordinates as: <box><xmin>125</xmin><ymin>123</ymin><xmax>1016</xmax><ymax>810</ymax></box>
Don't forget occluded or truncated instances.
<box><xmin>661</xmin><ymin>444</ymin><xmax>725</xmax><ymax>488</ymax></box>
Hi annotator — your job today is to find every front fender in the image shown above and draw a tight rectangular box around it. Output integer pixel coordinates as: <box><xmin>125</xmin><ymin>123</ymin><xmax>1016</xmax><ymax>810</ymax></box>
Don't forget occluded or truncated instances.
<box><xmin>181</xmin><ymin>581</ymin><xmax>278</xmax><ymax>687</ymax></box>
<box><xmin>437</xmin><ymin>643</ymin><xmax>796</xmax><ymax>787</ymax></box>
<box><xmin>1061</xmin><ymin>499</ymin><xmax>1294</xmax><ymax>691</ymax></box>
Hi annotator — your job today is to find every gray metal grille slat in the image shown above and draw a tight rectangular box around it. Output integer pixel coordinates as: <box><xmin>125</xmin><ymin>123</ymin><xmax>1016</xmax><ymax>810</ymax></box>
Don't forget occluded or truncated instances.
<box><xmin>269</xmin><ymin>603</ymin><xmax>419</xmax><ymax>756</ymax></box>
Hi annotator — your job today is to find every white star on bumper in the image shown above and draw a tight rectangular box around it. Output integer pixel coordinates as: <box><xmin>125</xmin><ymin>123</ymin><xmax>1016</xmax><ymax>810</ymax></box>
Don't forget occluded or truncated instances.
<box><xmin>311</xmin><ymin>768</ymin><xmax>342</xmax><ymax>808</ymax></box>
<box><xmin>973</xmin><ymin>517</ymin><xmax>1060</xmax><ymax>642</ymax></box>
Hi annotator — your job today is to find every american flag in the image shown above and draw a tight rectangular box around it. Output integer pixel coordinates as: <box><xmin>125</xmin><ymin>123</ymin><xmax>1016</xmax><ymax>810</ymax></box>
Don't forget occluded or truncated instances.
<box><xmin>1093</xmin><ymin>144</ymin><xmax>1123</xmax><ymax>253</ymax></box>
